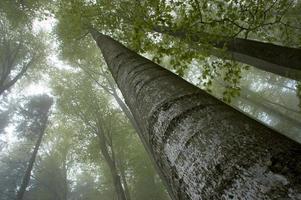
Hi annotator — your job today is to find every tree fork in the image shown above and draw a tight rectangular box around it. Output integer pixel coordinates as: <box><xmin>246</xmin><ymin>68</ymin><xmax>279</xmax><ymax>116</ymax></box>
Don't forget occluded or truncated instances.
<box><xmin>89</xmin><ymin>28</ymin><xmax>301</xmax><ymax>200</ymax></box>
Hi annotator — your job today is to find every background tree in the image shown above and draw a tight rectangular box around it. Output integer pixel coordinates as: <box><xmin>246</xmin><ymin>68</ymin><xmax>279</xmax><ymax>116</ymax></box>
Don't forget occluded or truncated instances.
<box><xmin>0</xmin><ymin>13</ymin><xmax>48</xmax><ymax>96</ymax></box>
<box><xmin>0</xmin><ymin>141</ymin><xmax>30</xmax><ymax>200</ymax></box>
<box><xmin>15</xmin><ymin>94</ymin><xmax>53</xmax><ymax>200</ymax></box>
<box><xmin>51</xmin><ymin>68</ymin><xmax>169</xmax><ymax>200</ymax></box>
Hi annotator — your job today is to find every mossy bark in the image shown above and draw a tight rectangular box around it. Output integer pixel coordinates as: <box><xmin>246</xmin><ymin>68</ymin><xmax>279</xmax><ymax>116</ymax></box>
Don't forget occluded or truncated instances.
<box><xmin>90</xmin><ymin>29</ymin><xmax>301</xmax><ymax>200</ymax></box>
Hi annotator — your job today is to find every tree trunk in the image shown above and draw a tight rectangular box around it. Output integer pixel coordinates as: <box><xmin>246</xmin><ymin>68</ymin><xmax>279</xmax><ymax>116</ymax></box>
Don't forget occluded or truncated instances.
<box><xmin>213</xmin><ymin>79</ymin><xmax>301</xmax><ymax>143</ymax></box>
<box><xmin>214</xmin><ymin>78</ymin><xmax>301</xmax><ymax>126</ymax></box>
<box><xmin>235</xmin><ymin>93</ymin><xmax>301</xmax><ymax>143</ymax></box>
<box><xmin>62</xmin><ymin>156</ymin><xmax>68</xmax><ymax>200</ymax></box>
<box><xmin>16</xmin><ymin>116</ymin><xmax>48</xmax><ymax>200</ymax></box>
<box><xmin>97</xmin><ymin>133</ymin><xmax>127</xmax><ymax>200</ymax></box>
<box><xmin>153</xmin><ymin>26</ymin><xmax>301</xmax><ymax>81</ymax></box>
<box><xmin>104</xmin><ymin>72</ymin><xmax>175</xmax><ymax>198</ymax></box>
<box><xmin>110</xmin><ymin>83</ymin><xmax>141</xmax><ymax>135</ymax></box>
<box><xmin>90</xmin><ymin>29</ymin><xmax>301</xmax><ymax>200</ymax></box>
<box><xmin>117</xmin><ymin>159</ymin><xmax>131</xmax><ymax>200</ymax></box>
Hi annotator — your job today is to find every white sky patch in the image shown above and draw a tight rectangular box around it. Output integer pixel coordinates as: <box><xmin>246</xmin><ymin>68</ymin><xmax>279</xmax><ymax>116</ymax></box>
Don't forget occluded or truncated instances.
<box><xmin>33</xmin><ymin>15</ymin><xmax>57</xmax><ymax>33</ymax></box>
<box><xmin>0</xmin><ymin>125</ymin><xmax>18</xmax><ymax>147</ymax></box>
<box><xmin>27</xmin><ymin>15</ymin><xmax>74</xmax><ymax>97</ymax></box>
<box><xmin>23</xmin><ymin>82</ymin><xmax>52</xmax><ymax>96</ymax></box>
<box><xmin>33</xmin><ymin>16</ymin><xmax>75</xmax><ymax>71</ymax></box>
<box><xmin>47</xmin><ymin>53</ymin><xmax>74</xmax><ymax>70</ymax></box>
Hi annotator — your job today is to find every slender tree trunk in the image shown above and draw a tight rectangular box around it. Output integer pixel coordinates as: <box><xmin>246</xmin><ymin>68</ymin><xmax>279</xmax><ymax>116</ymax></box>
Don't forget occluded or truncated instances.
<box><xmin>214</xmin><ymin>78</ymin><xmax>301</xmax><ymax>125</ymax></box>
<box><xmin>237</xmin><ymin>92</ymin><xmax>301</xmax><ymax>142</ymax></box>
<box><xmin>97</xmin><ymin>133</ymin><xmax>127</xmax><ymax>200</ymax></box>
<box><xmin>16</xmin><ymin>116</ymin><xmax>48</xmax><ymax>200</ymax></box>
<box><xmin>62</xmin><ymin>156</ymin><xmax>68</xmax><ymax>200</ymax></box>
<box><xmin>235</xmin><ymin>93</ymin><xmax>301</xmax><ymax>140</ymax></box>
<box><xmin>117</xmin><ymin>159</ymin><xmax>131</xmax><ymax>200</ymax></box>
<box><xmin>153</xmin><ymin>26</ymin><xmax>301</xmax><ymax>81</ymax></box>
<box><xmin>239</xmin><ymin>89</ymin><xmax>301</xmax><ymax>122</ymax></box>
<box><xmin>110</xmin><ymin>86</ymin><xmax>140</xmax><ymax>134</ymax></box>
<box><xmin>90</xmin><ymin>29</ymin><xmax>301</xmax><ymax>200</ymax></box>
<box><xmin>213</xmin><ymin>79</ymin><xmax>301</xmax><ymax>142</ymax></box>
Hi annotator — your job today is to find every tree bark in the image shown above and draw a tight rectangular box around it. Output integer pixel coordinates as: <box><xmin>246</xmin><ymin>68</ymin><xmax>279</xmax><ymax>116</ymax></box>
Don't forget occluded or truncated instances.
<box><xmin>90</xmin><ymin>28</ymin><xmax>301</xmax><ymax>200</ymax></box>
<box><xmin>15</xmin><ymin>116</ymin><xmax>48</xmax><ymax>200</ymax></box>
<box><xmin>153</xmin><ymin>26</ymin><xmax>301</xmax><ymax>81</ymax></box>
<box><xmin>103</xmin><ymin>71</ymin><xmax>175</xmax><ymax>198</ymax></box>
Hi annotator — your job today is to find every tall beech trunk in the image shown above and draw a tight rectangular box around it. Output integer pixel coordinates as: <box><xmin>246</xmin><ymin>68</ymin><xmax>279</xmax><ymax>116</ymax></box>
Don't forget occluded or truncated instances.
<box><xmin>16</xmin><ymin>116</ymin><xmax>48</xmax><ymax>200</ymax></box>
<box><xmin>153</xmin><ymin>26</ymin><xmax>301</xmax><ymax>81</ymax></box>
<box><xmin>90</xmin><ymin>29</ymin><xmax>301</xmax><ymax>200</ymax></box>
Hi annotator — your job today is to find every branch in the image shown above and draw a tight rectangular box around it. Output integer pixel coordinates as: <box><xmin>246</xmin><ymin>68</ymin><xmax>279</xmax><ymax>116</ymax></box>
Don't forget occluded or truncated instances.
<box><xmin>78</xmin><ymin>65</ymin><xmax>113</xmax><ymax>95</ymax></box>
<box><xmin>0</xmin><ymin>56</ymin><xmax>35</xmax><ymax>95</ymax></box>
